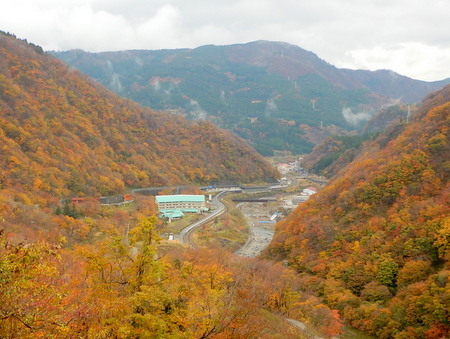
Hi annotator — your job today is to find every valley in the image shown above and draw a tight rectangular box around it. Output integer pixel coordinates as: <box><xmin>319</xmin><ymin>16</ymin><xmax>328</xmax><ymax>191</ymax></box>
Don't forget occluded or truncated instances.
<box><xmin>0</xmin><ymin>31</ymin><xmax>449</xmax><ymax>338</ymax></box>
<box><xmin>164</xmin><ymin>159</ymin><xmax>326</xmax><ymax>260</ymax></box>
<box><xmin>0</xmin><ymin>32</ymin><xmax>343</xmax><ymax>338</ymax></box>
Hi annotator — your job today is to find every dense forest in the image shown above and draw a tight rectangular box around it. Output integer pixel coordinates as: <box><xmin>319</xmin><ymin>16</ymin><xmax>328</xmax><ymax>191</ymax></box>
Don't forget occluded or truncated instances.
<box><xmin>266</xmin><ymin>85</ymin><xmax>450</xmax><ymax>337</ymax></box>
<box><xmin>0</xmin><ymin>219</ymin><xmax>344</xmax><ymax>338</ymax></box>
<box><xmin>0</xmin><ymin>31</ymin><xmax>278</xmax><ymax>198</ymax></box>
<box><xmin>0</xmin><ymin>32</ymin><xmax>345</xmax><ymax>337</ymax></box>
<box><xmin>54</xmin><ymin>41</ymin><xmax>450</xmax><ymax>156</ymax></box>
<box><xmin>2</xmin><ymin>31</ymin><xmax>449</xmax><ymax>338</ymax></box>
<box><xmin>302</xmin><ymin>105</ymin><xmax>410</xmax><ymax>178</ymax></box>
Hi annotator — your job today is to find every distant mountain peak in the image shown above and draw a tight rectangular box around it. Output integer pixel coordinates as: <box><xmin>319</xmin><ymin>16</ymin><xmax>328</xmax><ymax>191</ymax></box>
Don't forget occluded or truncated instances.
<box><xmin>53</xmin><ymin>41</ymin><xmax>450</xmax><ymax>155</ymax></box>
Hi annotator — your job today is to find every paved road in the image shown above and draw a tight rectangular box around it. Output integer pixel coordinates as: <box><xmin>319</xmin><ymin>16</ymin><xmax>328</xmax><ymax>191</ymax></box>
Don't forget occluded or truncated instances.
<box><xmin>178</xmin><ymin>191</ymin><xmax>227</xmax><ymax>247</ymax></box>
<box><xmin>177</xmin><ymin>191</ymin><xmax>274</xmax><ymax>254</ymax></box>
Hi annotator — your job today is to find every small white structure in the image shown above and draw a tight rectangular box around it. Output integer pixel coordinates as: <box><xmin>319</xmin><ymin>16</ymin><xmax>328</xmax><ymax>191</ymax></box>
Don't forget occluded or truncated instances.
<box><xmin>301</xmin><ymin>186</ymin><xmax>317</xmax><ymax>196</ymax></box>
<box><xmin>270</xmin><ymin>211</ymin><xmax>279</xmax><ymax>221</ymax></box>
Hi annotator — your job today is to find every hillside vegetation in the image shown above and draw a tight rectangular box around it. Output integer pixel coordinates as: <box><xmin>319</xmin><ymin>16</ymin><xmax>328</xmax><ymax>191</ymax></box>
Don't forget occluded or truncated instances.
<box><xmin>0</xmin><ymin>217</ymin><xmax>345</xmax><ymax>338</ymax></box>
<box><xmin>302</xmin><ymin>105</ymin><xmax>411</xmax><ymax>178</ymax></box>
<box><xmin>0</xmin><ymin>31</ymin><xmax>278</xmax><ymax>202</ymax></box>
<box><xmin>0</xmin><ymin>33</ymin><xmax>346</xmax><ymax>338</ymax></box>
<box><xmin>266</xmin><ymin>85</ymin><xmax>450</xmax><ymax>337</ymax></box>
<box><xmin>54</xmin><ymin>41</ymin><xmax>450</xmax><ymax>155</ymax></box>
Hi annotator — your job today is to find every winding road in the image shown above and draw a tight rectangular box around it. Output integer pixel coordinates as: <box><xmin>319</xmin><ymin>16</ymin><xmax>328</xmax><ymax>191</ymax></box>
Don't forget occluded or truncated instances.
<box><xmin>176</xmin><ymin>191</ymin><xmax>322</xmax><ymax>338</ymax></box>
<box><xmin>178</xmin><ymin>191</ymin><xmax>228</xmax><ymax>247</ymax></box>
<box><xmin>177</xmin><ymin>190</ymin><xmax>276</xmax><ymax>257</ymax></box>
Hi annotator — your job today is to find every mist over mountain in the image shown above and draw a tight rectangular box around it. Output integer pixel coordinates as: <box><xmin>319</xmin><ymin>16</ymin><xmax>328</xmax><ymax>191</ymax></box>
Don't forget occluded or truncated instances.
<box><xmin>1</xmin><ymin>29</ymin><xmax>449</xmax><ymax>338</ymax></box>
<box><xmin>53</xmin><ymin>40</ymin><xmax>450</xmax><ymax>155</ymax></box>
<box><xmin>1</xmin><ymin>32</ymin><xmax>347</xmax><ymax>338</ymax></box>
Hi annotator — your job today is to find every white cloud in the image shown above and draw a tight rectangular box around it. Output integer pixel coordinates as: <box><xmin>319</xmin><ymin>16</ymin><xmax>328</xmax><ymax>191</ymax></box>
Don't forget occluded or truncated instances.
<box><xmin>1</xmin><ymin>0</ymin><xmax>449</xmax><ymax>81</ymax></box>
<box><xmin>342</xmin><ymin>107</ymin><xmax>371</xmax><ymax>127</ymax></box>
<box><xmin>135</xmin><ymin>4</ymin><xmax>182</xmax><ymax>49</ymax></box>
<box><xmin>339</xmin><ymin>43</ymin><xmax>450</xmax><ymax>81</ymax></box>
<box><xmin>0</xmin><ymin>1</ymin><xmax>135</xmax><ymax>51</ymax></box>
<box><xmin>189</xmin><ymin>99</ymin><xmax>207</xmax><ymax>120</ymax></box>
<box><xmin>59</xmin><ymin>6</ymin><xmax>135</xmax><ymax>51</ymax></box>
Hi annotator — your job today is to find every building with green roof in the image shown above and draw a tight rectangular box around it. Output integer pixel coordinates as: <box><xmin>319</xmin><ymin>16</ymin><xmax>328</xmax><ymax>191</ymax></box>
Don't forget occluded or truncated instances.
<box><xmin>155</xmin><ymin>195</ymin><xmax>208</xmax><ymax>216</ymax></box>
<box><xmin>159</xmin><ymin>210</ymin><xmax>185</xmax><ymax>220</ymax></box>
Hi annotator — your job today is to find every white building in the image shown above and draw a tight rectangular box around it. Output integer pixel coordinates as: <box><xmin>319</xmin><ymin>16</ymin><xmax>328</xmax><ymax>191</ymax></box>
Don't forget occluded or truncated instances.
<box><xmin>301</xmin><ymin>187</ymin><xmax>317</xmax><ymax>196</ymax></box>
<box><xmin>155</xmin><ymin>195</ymin><xmax>208</xmax><ymax>216</ymax></box>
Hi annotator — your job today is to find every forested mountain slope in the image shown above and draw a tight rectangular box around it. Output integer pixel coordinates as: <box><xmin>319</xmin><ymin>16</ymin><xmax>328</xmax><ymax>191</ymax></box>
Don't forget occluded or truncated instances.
<box><xmin>266</xmin><ymin>85</ymin><xmax>450</xmax><ymax>337</ymax></box>
<box><xmin>0</xmin><ymin>32</ymin><xmax>278</xmax><ymax>202</ymax></box>
<box><xmin>302</xmin><ymin>105</ymin><xmax>410</xmax><ymax>178</ymax></box>
<box><xmin>53</xmin><ymin>41</ymin><xmax>450</xmax><ymax>155</ymax></box>
<box><xmin>0</xmin><ymin>32</ymin><xmax>344</xmax><ymax>339</ymax></box>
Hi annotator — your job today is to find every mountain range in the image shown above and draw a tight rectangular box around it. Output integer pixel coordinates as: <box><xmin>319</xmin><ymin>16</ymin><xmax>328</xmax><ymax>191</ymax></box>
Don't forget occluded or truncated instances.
<box><xmin>53</xmin><ymin>40</ymin><xmax>450</xmax><ymax>155</ymax></box>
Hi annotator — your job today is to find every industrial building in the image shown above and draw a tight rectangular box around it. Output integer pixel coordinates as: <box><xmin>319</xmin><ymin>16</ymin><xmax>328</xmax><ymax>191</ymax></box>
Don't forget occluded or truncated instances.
<box><xmin>156</xmin><ymin>194</ymin><xmax>208</xmax><ymax>219</ymax></box>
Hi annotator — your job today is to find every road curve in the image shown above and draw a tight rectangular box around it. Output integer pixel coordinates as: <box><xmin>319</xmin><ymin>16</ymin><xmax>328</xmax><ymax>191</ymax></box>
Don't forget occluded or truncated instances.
<box><xmin>178</xmin><ymin>191</ymin><xmax>228</xmax><ymax>247</ymax></box>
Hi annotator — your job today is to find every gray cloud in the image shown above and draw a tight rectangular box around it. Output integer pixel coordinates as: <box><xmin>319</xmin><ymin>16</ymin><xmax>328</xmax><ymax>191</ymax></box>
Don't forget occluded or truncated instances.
<box><xmin>1</xmin><ymin>0</ymin><xmax>449</xmax><ymax>81</ymax></box>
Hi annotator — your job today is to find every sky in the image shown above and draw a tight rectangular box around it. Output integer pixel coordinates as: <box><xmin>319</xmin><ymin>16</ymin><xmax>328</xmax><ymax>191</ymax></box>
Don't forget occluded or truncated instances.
<box><xmin>1</xmin><ymin>0</ymin><xmax>449</xmax><ymax>82</ymax></box>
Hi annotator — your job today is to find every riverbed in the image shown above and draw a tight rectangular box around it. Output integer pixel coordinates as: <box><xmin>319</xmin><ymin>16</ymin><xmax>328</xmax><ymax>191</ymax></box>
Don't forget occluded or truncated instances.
<box><xmin>235</xmin><ymin>202</ymin><xmax>276</xmax><ymax>257</ymax></box>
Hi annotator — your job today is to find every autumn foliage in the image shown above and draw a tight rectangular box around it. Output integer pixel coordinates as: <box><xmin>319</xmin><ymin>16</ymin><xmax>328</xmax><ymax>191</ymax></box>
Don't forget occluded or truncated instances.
<box><xmin>266</xmin><ymin>85</ymin><xmax>450</xmax><ymax>337</ymax></box>
<box><xmin>0</xmin><ymin>32</ymin><xmax>278</xmax><ymax>201</ymax></box>
<box><xmin>0</xmin><ymin>33</ymin><xmax>345</xmax><ymax>338</ymax></box>
<box><xmin>0</xmin><ymin>218</ymin><xmax>342</xmax><ymax>338</ymax></box>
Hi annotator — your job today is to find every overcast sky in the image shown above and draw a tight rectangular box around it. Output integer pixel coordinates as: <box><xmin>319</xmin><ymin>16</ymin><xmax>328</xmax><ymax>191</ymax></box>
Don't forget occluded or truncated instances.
<box><xmin>1</xmin><ymin>0</ymin><xmax>449</xmax><ymax>81</ymax></box>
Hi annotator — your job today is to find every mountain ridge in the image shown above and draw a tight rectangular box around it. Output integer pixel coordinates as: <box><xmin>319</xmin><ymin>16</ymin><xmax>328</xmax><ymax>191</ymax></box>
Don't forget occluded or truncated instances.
<box><xmin>53</xmin><ymin>40</ymin><xmax>450</xmax><ymax>155</ymax></box>
<box><xmin>54</xmin><ymin>40</ymin><xmax>450</xmax><ymax>99</ymax></box>
<box><xmin>266</xmin><ymin>84</ymin><xmax>450</xmax><ymax>337</ymax></box>
<box><xmin>0</xmin><ymin>32</ymin><xmax>279</xmax><ymax>201</ymax></box>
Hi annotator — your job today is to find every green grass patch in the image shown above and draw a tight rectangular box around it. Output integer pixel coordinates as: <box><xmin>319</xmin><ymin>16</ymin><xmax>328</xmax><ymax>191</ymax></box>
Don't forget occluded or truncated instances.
<box><xmin>158</xmin><ymin>213</ymin><xmax>205</xmax><ymax>234</ymax></box>
<box><xmin>193</xmin><ymin>199</ymin><xmax>249</xmax><ymax>251</ymax></box>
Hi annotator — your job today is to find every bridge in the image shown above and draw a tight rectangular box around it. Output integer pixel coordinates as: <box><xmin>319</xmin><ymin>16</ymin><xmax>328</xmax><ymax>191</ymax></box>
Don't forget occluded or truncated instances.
<box><xmin>202</xmin><ymin>186</ymin><xmax>242</xmax><ymax>193</ymax></box>
<box><xmin>231</xmin><ymin>198</ymin><xmax>278</xmax><ymax>203</ymax></box>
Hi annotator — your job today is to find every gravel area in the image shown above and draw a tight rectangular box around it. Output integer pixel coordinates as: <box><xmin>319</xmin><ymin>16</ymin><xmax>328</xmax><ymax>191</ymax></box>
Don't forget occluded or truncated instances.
<box><xmin>235</xmin><ymin>202</ymin><xmax>276</xmax><ymax>257</ymax></box>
